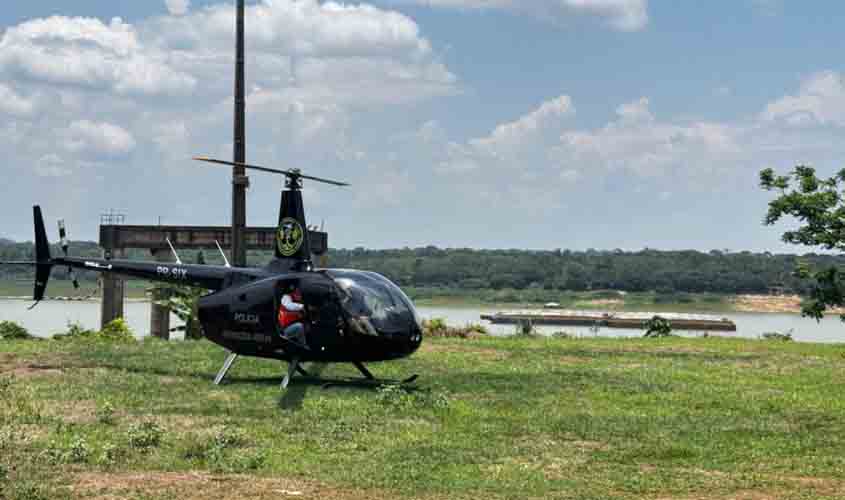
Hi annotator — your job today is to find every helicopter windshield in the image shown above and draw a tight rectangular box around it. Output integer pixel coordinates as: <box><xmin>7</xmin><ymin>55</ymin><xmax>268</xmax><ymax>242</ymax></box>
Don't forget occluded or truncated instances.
<box><xmin>327</xmin><ymin>270</ymin><xmax>421</xmax><ymax>335</ymax></box>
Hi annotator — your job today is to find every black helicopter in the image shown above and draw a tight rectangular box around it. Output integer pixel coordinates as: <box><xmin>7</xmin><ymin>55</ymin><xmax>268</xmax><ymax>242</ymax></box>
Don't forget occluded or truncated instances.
<box><xmin>12</xmin><ymin>159</ymin><xmax>423</xmax><ymax>389</ymax></box>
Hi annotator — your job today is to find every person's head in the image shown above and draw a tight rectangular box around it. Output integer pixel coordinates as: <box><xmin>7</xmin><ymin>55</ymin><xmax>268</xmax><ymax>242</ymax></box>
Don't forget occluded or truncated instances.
<box><xmin>290</xmin><ymin>288</ymin><xmax>303</xmax><ymax>302</ymax></box>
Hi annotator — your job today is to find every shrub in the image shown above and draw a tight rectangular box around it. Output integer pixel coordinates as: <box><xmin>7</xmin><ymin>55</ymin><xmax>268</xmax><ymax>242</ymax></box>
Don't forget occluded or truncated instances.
<box><xmin>40</xmin><ymin>436</ymin><xmax>91</xmax><ymax>464</ymax></box>
<box><xmin>97</xmin><ymin>442</ymin><xmax>123</xmax><ymax>467</ymax></box>
<box><xmin>56</xmin><ymin>322</ymin><xmax>97</xmax><ymax>340</ymax></box>
<box><xmin>643</xmin><ymin>315</ymin><xmax>673</xmax><ymax>338</ymax></box>
<box><xmin>96</xmin><ymin>401</ymin><xmax>116</xmax><ymax>425</ymax></box>
<box><xmin>229</xmin><ymin>449</ymin><xmax>268</xmax><ymax>471</ymax></box>
<box><xmin>57</xmin><ymin>319</ymin><xmax>135</xmax><ymax>343</ymax></box>
<box><xmin>99</xmin><ymin>319</ymin><xmax>135</xmax><ymax>342</ymax></box>
<box><xmin>465</xmin><ymin>323</ymin><xmax>489</xmax><ymax>336</ymax></box>
<box><xmin>762</xmin><ymin>330</ymin><xmax>793</xmax><ymax>342</ymax></box>
<box><xmin>422</xmin><ymin>318</ymin><xmax>486</xmax><ymax>339</ymax></box>
<box><xmin>11</xmin><ymin>483</ymin><xmax>47</xmax><ymax>500</ymax></box>
<box><xmin>213</xmin><ymin>425</ymin><xmax>248</xmax><ymax>450</ymax></box>
<box><xmin>182</xmin><ymin>426</ymin><xmax>263</xmax><ymax>472</ymax></box>
<box><xmin>67</xmin><ymin>437</ymin><xmax>90</xmax><ymax>464</ymax></box>
<box><xmin>423</xmin><ymin>318</ymin><xmax>448</xmax><ymax>334</ymax></box>
<box><xmin>41</xmin><ymin>441</ymin><xmax>65</xmax><ymax>465</ymax></box>
<box><xmin>127</xmin><ymin>421</ymin><xmax>163</xmax><ymax>451</ymax></box>
<box><xmin>0</xmin><ymin>321</ymin><xmax>31</xmax><ymax>340</ymax></box>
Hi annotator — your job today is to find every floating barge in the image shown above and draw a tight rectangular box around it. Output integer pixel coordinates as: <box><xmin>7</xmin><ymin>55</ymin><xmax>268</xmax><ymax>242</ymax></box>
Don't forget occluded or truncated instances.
<box><xmin>480</xmin><ymin>310</ymin><xmax>737</xmax><ymax>332</ymax></box>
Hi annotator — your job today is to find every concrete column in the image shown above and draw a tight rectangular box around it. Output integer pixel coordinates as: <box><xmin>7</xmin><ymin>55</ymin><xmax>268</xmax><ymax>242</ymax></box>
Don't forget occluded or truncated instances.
<box><xmin>150</xmin><ymin>249</ymin><xmax>171</xmax><ymax>340</ymax></box>
<box><xmin>100</xmin><ymin>248</ymin><xmax>125</xmax><ymax>329</ymax></box>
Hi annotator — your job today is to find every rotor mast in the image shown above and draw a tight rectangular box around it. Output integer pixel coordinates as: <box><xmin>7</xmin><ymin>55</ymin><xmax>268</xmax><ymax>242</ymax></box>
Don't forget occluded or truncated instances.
<box><xmin>232</xmin><ymin>0</ymin><xmax>248</xmax><ymax>267</ymax></box>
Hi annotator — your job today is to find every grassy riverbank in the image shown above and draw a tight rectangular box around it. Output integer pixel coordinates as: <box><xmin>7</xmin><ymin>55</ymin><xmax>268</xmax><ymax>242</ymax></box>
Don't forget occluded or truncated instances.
<box><xmin>2</xmin><ymin>335</ymin><xmax>845</xmax><ymax>499</ymax></box>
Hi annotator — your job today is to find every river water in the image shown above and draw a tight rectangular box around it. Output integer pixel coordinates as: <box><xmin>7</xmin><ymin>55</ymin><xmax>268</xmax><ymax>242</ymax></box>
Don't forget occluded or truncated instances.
<box><xmin>0</xmin><ymin>300</ymin><xmax>842</xmax><ymax>343</ymax></box>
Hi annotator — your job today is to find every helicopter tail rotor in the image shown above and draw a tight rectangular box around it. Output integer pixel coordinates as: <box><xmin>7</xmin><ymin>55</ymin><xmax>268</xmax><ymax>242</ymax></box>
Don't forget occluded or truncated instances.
<box><xmin>58</xmin><ymin>220</ymin><xmax>80</xmax><ymax>290</ymax></box>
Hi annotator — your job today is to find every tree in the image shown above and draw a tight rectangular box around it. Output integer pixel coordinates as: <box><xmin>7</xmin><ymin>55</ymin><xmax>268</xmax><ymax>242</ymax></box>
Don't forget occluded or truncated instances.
<box><xmin>149</xmin><ymin>284</ymin><xmax>206</xmax><ymax>339</ymax></box>
<box><xmin>760</xmin><ymin>165</ymin><xmax>845</xmax><ymax>320</ymax></box>
<box><xmin>643</xmin><ymin>315</ymin><xmax>672</xmax><ymax>338</ymax></box>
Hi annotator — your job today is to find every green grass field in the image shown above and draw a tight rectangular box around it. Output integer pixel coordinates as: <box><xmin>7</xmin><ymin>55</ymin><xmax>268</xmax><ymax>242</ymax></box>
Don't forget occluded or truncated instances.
<box><xmin>2</xmin><ymin>335</ymin><xmax>844</xmax><ymax>499</ymax></box>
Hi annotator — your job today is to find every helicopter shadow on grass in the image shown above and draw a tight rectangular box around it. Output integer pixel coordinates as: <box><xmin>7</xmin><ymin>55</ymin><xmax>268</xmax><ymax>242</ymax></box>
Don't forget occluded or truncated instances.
<box><xmin>277</xmin><ymin>362</ymin><xmax>328</xmax><ymax>411</ymax></box>
<box><xmin>85</xmin><ymin>358</ymin><xmax>382</xmax><ymax>411</ymax></box>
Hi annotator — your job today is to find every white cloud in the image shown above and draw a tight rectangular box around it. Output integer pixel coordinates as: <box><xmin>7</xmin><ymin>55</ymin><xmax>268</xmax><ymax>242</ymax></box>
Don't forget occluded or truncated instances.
<box><xmin>0</xmin><ymin>84</ymin><xmax>37</xmax><ymax>116</ymax></box>
<box><xmin>0</xmin><ymin>16</ymin><xmax>197</xmax><ymax>96</ymax></box>
<box><xmin>762</xmin><ymin>71</ymin><xmax>845</xmax><ymax>127</ymax></box>
<box><xmin>437</xmin><ymin>93</ymin><xmax>746</xmax><ymax>190</ymax></box>
<box><xmin>428</xmin><ymin>72</ymin><xmax>845</xmax><ymax>211</ymax></box>
<box><xmin>63</xmin><ymin>120</ymin><xmax>136</xmax><ymax>157</ymax></box>
<box><xmin>357</xmin><ymin>168</ymin><xmax>413</xmax><ymax>207</ymax></box>
<box><xmin>166</xmin><ymin>0</ymin><xmax>191</xmax><ymax>16</ymax></box>
<box><xmin>34</xmin><ymin>154</ymin><xmax>71</xmax><ymax>177</ymax></box>
<box><xmin>151</xmin><ymin>0</ymin><xmax>434</xmax><ymax>58</ymax></box>
<box><xmin>615</xmin><ymin>96</ymin><xmax>652</xmax><ymax>122</ymax></box>
<box><xmin>0</xmin><ymin>0</ymin><xmax>457</xmax><ymax>185</ymax></box>
<box><xmin>390</xmin><ymin>0</ymin><xmax>648</xmax><ymax>31</ymax></box>
<box><xmin>559</xmin><ymin>100</ymin><xmax>741</xmax><ymax>177</ymax></box>
<box><xmin>471</xmin><ymin>95</ymin><xmax>574</xmax><ymax>154</ymax></box>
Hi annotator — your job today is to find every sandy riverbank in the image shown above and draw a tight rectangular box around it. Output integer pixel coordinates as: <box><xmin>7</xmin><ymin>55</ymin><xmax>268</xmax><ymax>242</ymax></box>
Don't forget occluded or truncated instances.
<box><xmin>731</xmin><ymin>294</ymin><xmax>845</xmax><ymax>314</ymax></box>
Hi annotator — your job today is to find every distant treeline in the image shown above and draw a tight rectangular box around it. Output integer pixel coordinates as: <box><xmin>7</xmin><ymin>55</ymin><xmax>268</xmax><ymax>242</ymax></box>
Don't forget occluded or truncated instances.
<box><xmin>1</xmin><ymin>239</ymin><xmax>841</xmax><ymax>295</ymax></box>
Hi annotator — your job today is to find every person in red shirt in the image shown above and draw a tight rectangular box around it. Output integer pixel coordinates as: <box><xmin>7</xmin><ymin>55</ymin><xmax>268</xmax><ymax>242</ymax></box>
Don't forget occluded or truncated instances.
<box><xmin>278</xmin><ymin>287</ymin><xmax>308</xmax><ymax>349</ymax></box>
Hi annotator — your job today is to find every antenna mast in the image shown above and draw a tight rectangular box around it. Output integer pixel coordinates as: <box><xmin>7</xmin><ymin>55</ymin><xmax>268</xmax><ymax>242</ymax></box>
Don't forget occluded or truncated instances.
<box><xmin>231</xmin><ymin>0</ymin><xmax>248</xmax><ymax>267</ymax></box>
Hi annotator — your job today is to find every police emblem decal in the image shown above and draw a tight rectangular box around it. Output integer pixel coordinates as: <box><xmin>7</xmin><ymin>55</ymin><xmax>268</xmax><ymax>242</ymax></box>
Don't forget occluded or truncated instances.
<box><xmin>277</xmin><ymin>217</ymin><xmax>304</xmax><ymax>257</ymax></box>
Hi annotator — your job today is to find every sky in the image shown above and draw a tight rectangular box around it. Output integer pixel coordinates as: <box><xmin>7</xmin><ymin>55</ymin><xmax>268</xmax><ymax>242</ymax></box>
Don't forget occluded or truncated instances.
<box><xmin>1</xmin><ymin>0</ymin><xmax>844</xmax><ymax>252</ymax></box>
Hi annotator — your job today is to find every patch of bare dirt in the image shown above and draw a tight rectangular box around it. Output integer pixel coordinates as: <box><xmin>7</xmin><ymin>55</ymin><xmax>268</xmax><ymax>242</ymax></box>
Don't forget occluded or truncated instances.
<box><xmin>558</xmin><ymin>356</ymin><xmax>591</xmax><ymax>365</ymax></box>
<box><xmin>47</xmin><ymin>399</ymin><xmax>97</xmax><ymax>424</ymax></box>
<box><xmin>781</xmin><ymin>476</ymin><xmax>844</xmax><ymax>496</ymax></box>
<box><xmin>0</xmin><ymin>353</ymin><xmax>76</xmax><ymax>379</ymax></box>
<box><xmin>122</xmin><ymin>414</ymin><xmax>219</xmax><ymax>434</ymax></box>
<box><xmin>650</xmin><ymin>471</ymin><xmax>845</xmax><ymax>499</ymax></box>
<box><xmin>654</xmin><ymin>493</ymin><xmax>780</xmax><ymax>500</ymax></box>
<box><xmin>71</xmin><ymin>472</ymin><xmax>405</xmax><ymax>500</ymax></box>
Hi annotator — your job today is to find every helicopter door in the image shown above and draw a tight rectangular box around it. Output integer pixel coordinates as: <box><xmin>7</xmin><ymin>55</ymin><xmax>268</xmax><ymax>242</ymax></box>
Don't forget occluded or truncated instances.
<box><xmin>300</xmin><ymin>276</ymin><xmax>345</xmax><ymax>352</ymax></box>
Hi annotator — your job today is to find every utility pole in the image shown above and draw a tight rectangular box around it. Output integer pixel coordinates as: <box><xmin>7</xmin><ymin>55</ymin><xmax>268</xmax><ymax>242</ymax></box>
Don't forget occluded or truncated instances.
<box><xmin>232</xmin><ymin>0</ymin><xmax>248</xmax><ymax>267</ymax></box>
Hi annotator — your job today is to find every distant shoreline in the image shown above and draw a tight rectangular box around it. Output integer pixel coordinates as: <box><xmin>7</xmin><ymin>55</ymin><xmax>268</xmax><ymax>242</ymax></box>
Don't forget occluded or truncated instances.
<box><xmin>0</xmin><ymin>290</ymin><xmax>818</xmax><ymax>315</ymax></box>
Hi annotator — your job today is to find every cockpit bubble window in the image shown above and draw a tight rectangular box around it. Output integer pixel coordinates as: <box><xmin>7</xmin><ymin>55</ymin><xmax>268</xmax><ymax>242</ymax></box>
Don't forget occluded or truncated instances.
<box><xmin>328</xmin><ymin>270</ymin><xmax>420</xmax><ymax>334</ymax></box>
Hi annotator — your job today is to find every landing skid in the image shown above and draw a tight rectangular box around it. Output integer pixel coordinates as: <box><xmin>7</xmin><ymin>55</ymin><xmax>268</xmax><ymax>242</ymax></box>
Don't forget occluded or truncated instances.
<box><xmin>213</xmin><ymin>354</ymin><xmax>418</xmax><ymax>390</ymax></box>
<box><xmin>213</xmin><ymin>351</ymin><xmax>239</xmax><ymax>385</ymax></box>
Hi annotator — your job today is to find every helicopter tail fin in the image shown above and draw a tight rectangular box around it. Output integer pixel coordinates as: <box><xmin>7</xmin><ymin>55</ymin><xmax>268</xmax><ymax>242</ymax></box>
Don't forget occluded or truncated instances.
<box><xmin>33</xmin><ymin>206</ymin><xmax>53</xmax><ymax>302</ymax></box>
<box><xmin>274</xmin><ymin>189</ymin><xmax>312</xmax><ymax>267</ymax></box>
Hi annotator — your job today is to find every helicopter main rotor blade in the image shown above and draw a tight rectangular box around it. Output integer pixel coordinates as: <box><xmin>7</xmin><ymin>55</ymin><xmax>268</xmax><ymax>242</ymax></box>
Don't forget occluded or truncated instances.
<box><xmin>193</xmin><ymin>157</ymin><xmax>350</xmax><ymax>187</ymax></box>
